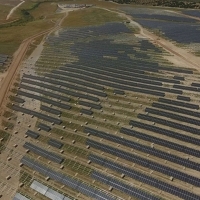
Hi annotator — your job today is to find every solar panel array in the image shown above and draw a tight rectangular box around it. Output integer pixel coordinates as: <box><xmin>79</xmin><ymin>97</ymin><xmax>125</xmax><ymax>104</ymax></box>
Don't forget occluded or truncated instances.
<box><xmin>12</xmin><ymin>104</ymin><xmax>62</xmax><ymax>125</ymax></box>
<box><xmin>23</xmin><ymin>142</ymin><xmax>64</xmax><ymax>164</ymax></box>
<box><xmin>129</xmin><ymin>119</ymin><xmax>200</xmax><ymax>145</ymax></box>
<box><xmin>145</xmin><ymin>107</ymin><xmax>200</xmax><ymax>126</ymax></box>
<box><xmin>21</xmin><ymin>156</ymin><xmax>117</xmax><ymax>200</ymax></box>
<box><xmin>89</xmin><ymin>154</ymin><xmax>200</xmax><ymax>200</ymax></box>
<box><xmin>17</xmin><ymin>90</ymin><xmax>71</xmax><ymax>110</ymax></box>
<box><xmin>12</xmin><ymin>20</ymin><xmax>200</xmax><ymax>200</ymax></box>
<box><xmin>86</xmin><ymin>139</ymin><xmax>200</xmax><ymax>186</ymax></box>
<box><xmin>120</xmin><ymin>127</ymin><xmax>200</xmax><ymax>158</ymax></box>
<box><xmin>137</xmin><ymin>113</ymin><xmax>200</xmax><ymax>135</ymax></box>
<box><xmin>91</xmin><ymin>171</ymin><xmax>161</xmax><ymax>200</ymax></box>
<box><xmin>84</xmin><ymin>127</ymin><xmax>200</xmax><ymax>170</ymax></box>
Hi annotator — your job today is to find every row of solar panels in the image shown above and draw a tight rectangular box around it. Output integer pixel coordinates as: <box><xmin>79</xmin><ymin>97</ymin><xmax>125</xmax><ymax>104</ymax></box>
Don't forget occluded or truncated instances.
<box><xmin>65</xmin><ymin>63</ymin><xmax>181</xmax><ymax>84</ymax></box>
<box><xmin>21</xmin><ymin>156</ymin><xmax>117</xmax><ymax>200</ymax></box>
<box><xmin>146</xmin><ymin>107</ymin><xmax>200</xmax><ymax>126</ymax></box>
<box><xmin>53</xmin><ymin>67</ymin><xmax>164</xmax><ymax>97</ymax></box>
<box><xmin>152</xmin><ymin>102</ymin><xmax>200</xmax><ymax>118</ymax></box>
<box><xmin>61</xmin><ymin>66</ymin><xmax>182</xmax><ymax>95</ymax></box>
<box><xmin>89</xmin><ymin>154</ymin><xmax>199</xmax><ymax>200</ymax></box>
<box><xmin>25</xmin><ymin>130</ymin><xmax>63</xmax><ymax>149</ymax></box>
<box><xmin>129</xmin><ymin>120</ymin><xmax>200</xmax><ymax>146</ymax></box>
<box><xmin>86</xmin><ymin>139</ymin><xmax>200</xmax><ymax>187</ymax></box>
<box><xmin>45</xmin><ymin>73</ymin><xmax>104</xmax><ymax>91</ymax></box>
<box><xmin>21</xmin><ymin>77</ymin><xmax>99</xmax><ymax>102</ymax></box>
<box><xmin>12</xmin><ymin>104</ymin><xmax>62</xmax><ymax>125</ymax></box>
<box><xmin>177</xmin><ymin>95</ymin><xmax>190</xmax><ymax>102</ymax></box>
<box><xmin>84</xmin><ymin>127</ymin><xmax>200</xmax><ymax>171</ymax></box>
<box><xmin>40</xmin><ymin>104</ymin><xmax>62</xmax><ymax>115</ymax></box>
<box><xmin>120</xmin><ymin>127</ymin><xmax>200</xmax><ymax>158</ymax></box>
<box><xmin>65</xmin><ymin>64</ymin><xmax>163</xmax><ymax>86</ymax></box>
<box><xmin>23</xmin><ymin>142</ymin><xmax>64</xmax><ymax>164</ymax></box>
<box><xmin>174</xmin><ymin>84</ymin><xmax>200</xmax><ymax>92</ymax></box>
<box><xmin>20</xmin><ymin>83</ymin><xmax>71</xmax><ymax>102</ymax></box>
<box><xmin>80</xmin><ymin>108</ymin><xmax>93</xmax><ymax>115</ymax></box>
<box><xmin>159</xmin><ymin>97</ymin><xmax>198</xmax><ymax>110</ymax></box>
<box><xmin>138</xmin><ymin>113</ymin><xmax>200</xmax><ymax>135</ymax></box>
<box><xmin>23</xmin><ymin>74</ymin><xmax>106</xmax><ymax>98</ymax></box>
<box><xmin>79</xmin><ymin>100</ymin><xmax>102</xmax><ymax>110</ymax></box>
<box><xmin>18</xmin><ymin>90</ymin><xmax>71</xmax><ymax>110</ymax></box>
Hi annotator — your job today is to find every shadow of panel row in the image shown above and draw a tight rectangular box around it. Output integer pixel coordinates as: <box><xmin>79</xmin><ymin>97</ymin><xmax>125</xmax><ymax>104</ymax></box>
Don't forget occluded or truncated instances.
<box><xmin>20</xmin><ymin>83</ymin><xmax>70</xmax><ymax>102</ymax></box>
<box><xmin>64</xmin><ymin>63</ymin><xmax>181</xmax><ymax>84</ymax></box>
<box><xmin>12</xmin><ymin>104</ymin><xmax>62</xmax><ymax>125</ymax></box>
<box><xmin>21</xmin><ymin>77</ymin><xmax>99</xmax><ymax>102</ymax></box>
<box><xmin>91</xmin><ymin>171</ymin><xmax>160</xmax><ymax>200</ymax></box>
<box><xmin>23</xmin><ymin>142</ymin><xmax>64</xmax><ymax>164</ymax></box>
<box><xmin>17</xmin><ymin>90</ymin><xmax>71</xmax><ymax>110</ymax></box>
<box><xmin>137</xmin><ymin>113</ymin><xmax>200</xmax><ymax>135</ymax></box>
<box><xmin>84</xmin><ymin>127</ymin><xmax>200</xmax><ymax>171</ymax></box>
<box><xmin>145</xmin><ymin>107</ymin><xmax>200</xmax><ymax>126</ymax></box>
<box><xmin>24</xmin><ymin>73</ymin><xmax>104</xmax><ymax>91</ymax></box>
<box><xmin>120</xmin><ymin>127</ymin><xmax>200</xmax><ymax>158</ymax></box>
<box><xmin>86</xmin><ymin>139</ymin><xmax>200</xmax><ymax>186</ymax></box>
<box><xmin>89</xmin><ymin>154</ymin><xmax>199</xmax><ymax>200</ymax></box>
<box><xmin>152</xmin><ymin>102</ymin><xmax>200</xmax><ymax>118</ymax></box>
<box><xmin>60</xmin><ymin>66</ymin><xmax>182</xmax><ymax>95</ymax></box>
<box><xmin>40</xmin><ymin>105</ymin><xmax>62</xmax><ymax>115</ymax></box>
<box><xmin>129</xmin><ymin>119</ymin><xmax>200</xmax><ymax>146</ymax></box>
<box><xmin>54</xmin><ymin>68</ymin><xmax>165</xmax><ymax>97</ymax></box>
<box><xmin>21</xmin><ymin>156</ymin><xmax>117</xmax><ymax>200</ymax></box>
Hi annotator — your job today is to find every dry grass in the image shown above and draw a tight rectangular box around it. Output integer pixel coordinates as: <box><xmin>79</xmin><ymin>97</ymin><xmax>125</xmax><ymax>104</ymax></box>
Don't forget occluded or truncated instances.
<box><xmin>61</xmin><ymin>7</ymin><xmax>124</xmax><ymax>27</ymax></box>
<box><xmin>0</xmin><ymin>1</ymin><xmax>64</xmax><ymax>55</ymax></box>
<box><xmin>0</xmin><ymin>4</ymin><xmax>12</xmax><ymax>23</ymax></box>
<box><xmin>0</xmin><ymin>20</ymin><xmax>54</xmax><ymax>55</ymax></box>
<box><xmin>29</xmin><ymin>2</ymin><xmax>58</xmax><ymax>19</ymax></box>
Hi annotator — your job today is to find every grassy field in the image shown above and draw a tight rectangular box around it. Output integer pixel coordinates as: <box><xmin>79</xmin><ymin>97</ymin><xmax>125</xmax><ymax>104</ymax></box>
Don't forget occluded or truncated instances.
<box><xmin>0</xmin><ymin>4</ymin><xmax>12</xmax><ymax>23</ymax></box>
<box><xmin>0</xmin><ymin>1</ymin><xmax>63</xmax><ymax>55</ymax></box>
<box><xmin>61</xmin><ymin>7</ymin><xmax>125</xmax><ymax>27</ymax></box>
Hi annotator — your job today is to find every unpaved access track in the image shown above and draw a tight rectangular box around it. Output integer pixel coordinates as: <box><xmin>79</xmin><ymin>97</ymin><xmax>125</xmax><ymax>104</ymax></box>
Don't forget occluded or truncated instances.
<box><xmin>0</xmin><ymin>12</ymin><xmax>68</xmax><ymax>116</ymax></box>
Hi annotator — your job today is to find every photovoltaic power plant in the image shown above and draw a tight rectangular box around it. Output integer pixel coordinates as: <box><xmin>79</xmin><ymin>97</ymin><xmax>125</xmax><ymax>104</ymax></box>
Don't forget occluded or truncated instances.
<box><xmin>7</xmin><ymin>12</ymin><xmax>200</xmax><ymax>200</ymax></box>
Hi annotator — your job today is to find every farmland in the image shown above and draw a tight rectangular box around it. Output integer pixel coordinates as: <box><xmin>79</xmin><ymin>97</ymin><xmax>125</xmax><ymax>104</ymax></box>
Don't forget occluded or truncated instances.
<box><xmin>0</xmin><ymin>1</ymin><xmax>200</xmax><ymax>200</ymax></box>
